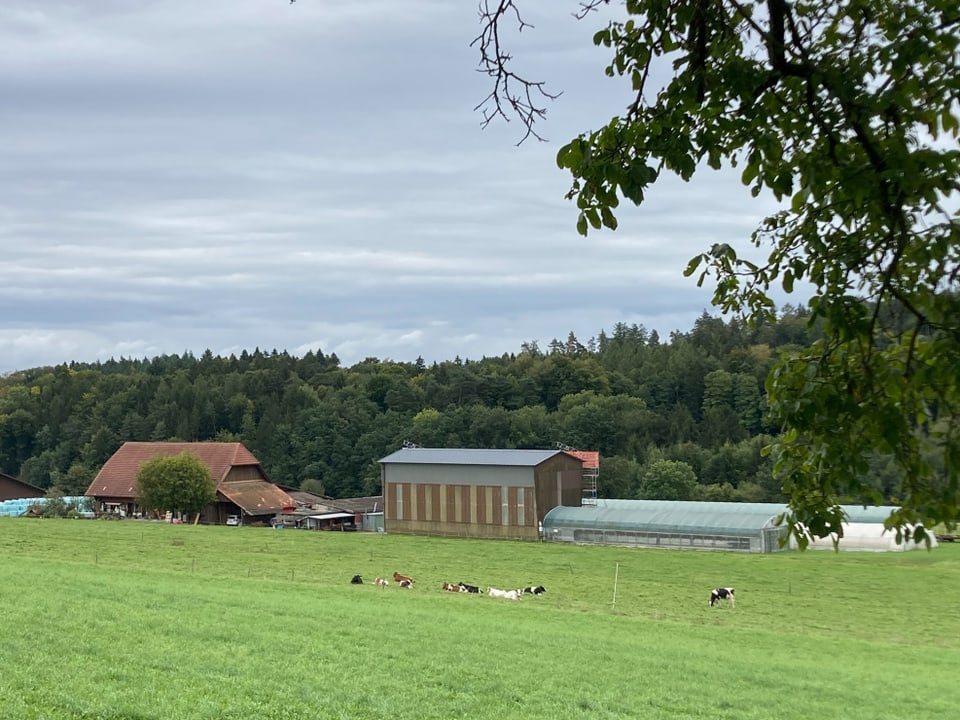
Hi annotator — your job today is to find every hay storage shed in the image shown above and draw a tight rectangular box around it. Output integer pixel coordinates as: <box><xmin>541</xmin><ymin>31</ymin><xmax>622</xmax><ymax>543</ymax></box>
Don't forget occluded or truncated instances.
<box><xmin>379</xmin><ymin>447</ymin><xmax>584</xmax><ymax>540</ymax></box>
<box><xmin>543</xmin><ymin>499</ymin><xmax>934</xmax><ymax>553</ymax></box>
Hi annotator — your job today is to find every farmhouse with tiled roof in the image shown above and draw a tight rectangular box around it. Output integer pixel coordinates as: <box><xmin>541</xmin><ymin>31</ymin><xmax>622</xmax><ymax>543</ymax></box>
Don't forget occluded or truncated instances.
<box><xmin>86</xmin><ymin>442</ymin><xmax>294</xmax><ymax>525</ymax></box>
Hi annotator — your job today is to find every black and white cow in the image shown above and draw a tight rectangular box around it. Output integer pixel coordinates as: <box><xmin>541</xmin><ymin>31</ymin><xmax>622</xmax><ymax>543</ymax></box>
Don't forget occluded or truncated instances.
<box><xmin>458</xmin><ymin>582</ymin><xmax>481</xmax><ymax>594</ymax></box>
<box><xmin>522</xmin><ymin>585</ymin><xmax>546</xmax><ymax>596</ymax></box>
<box><xmin>709</xmin><ymin>587</ymin><xmax>735</xmax><ymax>607</ymax></box>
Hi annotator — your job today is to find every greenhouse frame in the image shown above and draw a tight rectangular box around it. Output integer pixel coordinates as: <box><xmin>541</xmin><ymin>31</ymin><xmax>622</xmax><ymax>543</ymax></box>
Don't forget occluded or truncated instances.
<box><xmin>542</xmin><ymin>499</ymin><xmax>925</xmax><ymax>553</ymax></box>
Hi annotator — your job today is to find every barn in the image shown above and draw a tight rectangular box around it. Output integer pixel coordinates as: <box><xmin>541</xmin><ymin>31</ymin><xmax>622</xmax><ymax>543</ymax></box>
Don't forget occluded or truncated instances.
<box><xmin>379</xmin><ymin>448</ymin><xmax>586</xmax><ymax>540</ymax></box>
<box><xmin>542</xmin><ymin>499</ymin><xmax>937</xmax><ymax>553</ymax></box>
<box><xmin>0</xmin><ymin>471</ymin><xmax>45</xmax><ymax>502</ymax></box>
<box><xmin>86</xmin><ymin>442</ymin><xmax>294</xmax><ymax>525</ymax></box>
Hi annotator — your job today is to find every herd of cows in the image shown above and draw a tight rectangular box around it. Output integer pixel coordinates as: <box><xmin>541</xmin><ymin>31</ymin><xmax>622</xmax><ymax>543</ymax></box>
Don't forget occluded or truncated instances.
<box><xmin>349</xmin><ymin>572</ymin><xmax>547</xmax><ymax>600</ymax></box>
<box><xmin>349</xmin><ymin>573</ymin><xmax>735</xmax><ymax>608</ymax></box>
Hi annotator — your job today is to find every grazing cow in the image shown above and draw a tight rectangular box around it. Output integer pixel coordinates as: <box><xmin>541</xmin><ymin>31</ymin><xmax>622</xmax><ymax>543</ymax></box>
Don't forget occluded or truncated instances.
<box><xmin>522</xmin><ymin>585</ymin><xmax>546</xmax><ymax>596</ymax></box>
<box><xmin>350</xmin><ymin>574</ymin><xmax>363</xmax><ymax>585</ymax></box>
<box><xmin>709</xmin><ymin>587</ymin><xmax>735</xmax><ymax>607</ymax></box>
<box><xmin>374</xmin><ymin>576</ymin><xmax>389</xmax><ymax>588</ymax></box>
<box><xmin>393</xmin><ymin>572</ymin><xmax>414</xmax><ymax>585</ymax></box>
<box><xmin>458</xmin><ymin>582</ymin><xmax>481</xmax><ymax>594</ymax></box>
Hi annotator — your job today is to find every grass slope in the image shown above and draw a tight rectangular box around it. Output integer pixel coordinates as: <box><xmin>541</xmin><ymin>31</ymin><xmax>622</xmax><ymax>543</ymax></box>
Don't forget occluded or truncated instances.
<box><xmin>0</xmin><ymin>519</ymin><xmax>957</xmax><ymax>719</ymax></box>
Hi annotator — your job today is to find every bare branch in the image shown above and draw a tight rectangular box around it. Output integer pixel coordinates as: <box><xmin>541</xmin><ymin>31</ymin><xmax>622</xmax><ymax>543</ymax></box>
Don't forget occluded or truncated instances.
<box><xmin>573</xmin><ymin>0</ymin><xmax>612</xmax><ymax>21</ymax></box>
<box><xmin>470</xmin><ymin>0</ymin><xmax>562</xmax><ymax>144</ymax></box>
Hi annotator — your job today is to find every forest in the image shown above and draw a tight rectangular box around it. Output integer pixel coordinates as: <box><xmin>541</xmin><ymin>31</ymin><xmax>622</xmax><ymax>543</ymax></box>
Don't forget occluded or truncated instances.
<box><xmin>0</xmin><ymin>307</ymin><xmax>901</xmax><ymax>504</ymax></box>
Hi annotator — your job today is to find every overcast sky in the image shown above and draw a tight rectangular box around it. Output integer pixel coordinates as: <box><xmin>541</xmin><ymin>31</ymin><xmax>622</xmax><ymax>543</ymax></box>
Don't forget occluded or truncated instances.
<box><xmin>0</xmin><ymin>1</ymin><xmax>781</xmax><ymax>374</ymax></box>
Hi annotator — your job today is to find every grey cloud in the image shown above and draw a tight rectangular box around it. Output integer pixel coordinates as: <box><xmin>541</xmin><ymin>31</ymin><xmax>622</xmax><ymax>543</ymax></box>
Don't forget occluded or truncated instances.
<box><xmin>0</xmin><ymin>1</ymin><xmax>774</xmax><ymax>373</ymax></box>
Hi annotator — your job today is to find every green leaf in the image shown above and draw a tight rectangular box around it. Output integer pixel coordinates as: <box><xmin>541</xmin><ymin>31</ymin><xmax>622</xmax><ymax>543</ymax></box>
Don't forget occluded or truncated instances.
<box><xmin>783</xmin><ymin>270</ymin><xmax>794</xmax><ymax>293</ymax></box>
<box><xmin>585</xmin><ymin>207</ymin><xmax>602</xmax><ymax>229</ymax></box>
<box><xmin>683</xmin><ymin>255</ymin><xmax>703</xmax><ymax>277</ymax></box>
<box><xmin>600</xmin><ymin>206</ymin><xmax>619</xmax><ymax>230</ymax></box>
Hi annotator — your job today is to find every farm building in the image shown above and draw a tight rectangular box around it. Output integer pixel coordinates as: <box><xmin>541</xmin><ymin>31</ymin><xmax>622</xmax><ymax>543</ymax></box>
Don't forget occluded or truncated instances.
<box><xmin>86</xmin><ymin>442</ymin><xmax>294</xmax><ymax>525</ymax></box>
<box><xmin>542</xmin><ymin>499</ymin><xmax>937</xmax><ymax>553</ymax></box>
<box><xmin>275</xmin><ymin>489</ymin><xmax>383</xmax><ymax>531</ymax></box>
<box><xmin>379</xmin><ymin>447</ymin><xmax>587</xmax><ymax>540</ymax></box>
<box><xmin>0</xmin><ymin>471</ymin><xmax>45</xmax><ymax>502</ymax></box>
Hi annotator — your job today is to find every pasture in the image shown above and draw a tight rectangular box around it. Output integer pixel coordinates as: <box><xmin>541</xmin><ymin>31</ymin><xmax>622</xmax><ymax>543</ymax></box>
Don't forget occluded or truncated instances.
<box><xmin>0</xmin><ymin>518</ymin><xmax>957</xmax><ymax>719</ymax></box>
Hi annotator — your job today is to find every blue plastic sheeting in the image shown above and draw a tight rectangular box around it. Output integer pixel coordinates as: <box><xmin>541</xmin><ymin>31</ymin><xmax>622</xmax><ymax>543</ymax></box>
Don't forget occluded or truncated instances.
<box><xmin>0</xmin><ymin>496</ymin><xmax>90</xmax><ymax>517</ymax></box>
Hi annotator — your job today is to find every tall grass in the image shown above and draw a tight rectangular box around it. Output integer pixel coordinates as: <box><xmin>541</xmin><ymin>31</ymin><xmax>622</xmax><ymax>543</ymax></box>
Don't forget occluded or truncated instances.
<box><xmin>0</xmin><ymin>518</ymin><xmax>957</xmax><ymax>719</ymax></box>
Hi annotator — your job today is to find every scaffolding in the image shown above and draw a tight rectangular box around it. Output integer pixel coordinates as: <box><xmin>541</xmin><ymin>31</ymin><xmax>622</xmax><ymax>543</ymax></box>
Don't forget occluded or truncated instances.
<box><xmin>556</xmin><ymin>443</ymin><xmax>600</xmax><ymax>506</ymax></box>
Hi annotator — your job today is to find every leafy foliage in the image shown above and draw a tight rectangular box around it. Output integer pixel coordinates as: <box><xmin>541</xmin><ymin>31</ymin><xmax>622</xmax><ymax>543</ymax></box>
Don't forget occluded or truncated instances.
<box><xmin>639</xmin><ymin>459</ymin><xmax>698</xmax><ymax>500</ymax></box>
<box><xmin>136</xmin><ymin>451</ymin><xmax>217</xmax><ymax>517</ymax></box>
<box><xmin>543</xmin><ymin>0</ymin><xmax>960</xmax><ymax>542</ymax></box>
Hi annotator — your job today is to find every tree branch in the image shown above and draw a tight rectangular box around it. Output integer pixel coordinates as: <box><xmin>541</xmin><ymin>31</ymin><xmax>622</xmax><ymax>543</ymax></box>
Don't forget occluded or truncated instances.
<box><xmin>471</xmin><ymin>0</ymin><xmax>562</xmax><ymax>143</ymax></box>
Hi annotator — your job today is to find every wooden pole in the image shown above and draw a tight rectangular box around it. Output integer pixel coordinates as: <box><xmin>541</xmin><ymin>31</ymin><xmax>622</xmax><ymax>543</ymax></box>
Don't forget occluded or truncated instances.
<box><xmin>611</xmin><ymin>562</ymin><xmax>620</xmax><ymax>611</ymax></box>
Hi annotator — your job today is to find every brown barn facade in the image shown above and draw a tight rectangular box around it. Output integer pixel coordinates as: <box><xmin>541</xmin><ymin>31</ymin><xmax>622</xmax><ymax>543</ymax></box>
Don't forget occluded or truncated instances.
<box><xmin>0</xmin><ymin>471</ymin><xmax>45</xmax><ymax>502</ymax></box>
<box><xmin>379</xmin><ymin>448</ymin><xmax>584</xmax><ymax>540</ymax></box>
<box><xmin>86</xmin><ymin>442</ymin><xmax>294</xmax><ymax>524</ymax></box>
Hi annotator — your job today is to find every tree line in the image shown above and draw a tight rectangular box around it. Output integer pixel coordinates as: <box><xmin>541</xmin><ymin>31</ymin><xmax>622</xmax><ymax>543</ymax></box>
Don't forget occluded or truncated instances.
<box><xmin>0</xmin><ymin>306</ymin><xmax>900</xmax><ymax>504</ymax></box>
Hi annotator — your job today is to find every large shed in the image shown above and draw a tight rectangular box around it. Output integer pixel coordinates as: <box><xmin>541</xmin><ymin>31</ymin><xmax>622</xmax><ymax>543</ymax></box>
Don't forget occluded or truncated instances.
<box><xmin>379</xmin><ymin>448</ymin><xmax>584</xmax><ymax>540</ymax></box>
<box><xmin>542</xmin><ymin>499</ymin><xmax>935</xmax><ymax>553</ymax></box>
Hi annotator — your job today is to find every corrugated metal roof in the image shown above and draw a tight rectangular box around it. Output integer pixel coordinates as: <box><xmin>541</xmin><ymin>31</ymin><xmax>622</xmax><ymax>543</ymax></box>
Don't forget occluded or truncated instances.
<box><xmin>331</xmin><ymin>495</ymin><xmax>383</xmax><ymax>513</ymax></box>
<box><xmin>379</xmin><ymin>448</ymin><xmax>566</xmax><ymax>467</ymax></box>
<box><xmin>543</xmin><ymin>499</ymin><xmax>901</xmax><ymax>536</ymax></box>
<box><xmin>309</xmin><ymin>512</ymin><xmax>354</xmax><ymax>520</ymax></box>
<box><xmin>218</xmin><ymin>479</ymin><xmax>295</xmax><ymax>516</ymax></box>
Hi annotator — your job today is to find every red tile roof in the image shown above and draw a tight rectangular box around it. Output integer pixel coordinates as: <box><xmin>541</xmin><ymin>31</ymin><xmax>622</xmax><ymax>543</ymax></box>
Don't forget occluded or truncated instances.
<box><xmin>563</xmin><ymin>450</ymin><xmax>600</xmax><ymax>469</ymax></box>
<box><xmin>87</xmin><ymin>442</ymin><xmax>266</xmax><ymax>499</ymax></box>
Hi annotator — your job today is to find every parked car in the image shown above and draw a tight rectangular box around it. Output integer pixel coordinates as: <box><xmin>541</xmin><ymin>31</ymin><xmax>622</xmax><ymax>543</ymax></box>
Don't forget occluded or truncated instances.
<box><xmin>226</xmin><ymin>515</ymin><xmax>240</xmax><ymax>526</ymax></box>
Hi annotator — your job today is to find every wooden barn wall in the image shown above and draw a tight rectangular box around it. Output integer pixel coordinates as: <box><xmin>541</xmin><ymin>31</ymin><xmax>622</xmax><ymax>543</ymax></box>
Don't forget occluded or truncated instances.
<box><xmin>382</xmin><ymin>461</ymin><xmax>539</xmax><ymax>539</ymax></box>
<box><xmin>0</xmin><ymin>476</ymin><xmax>44</xmax><ymax>501</ymax></box>
<box><xmin>223</xmin><ymin>466</ymin><xmax>267</xmax><ymax>482</ymax></box>
<box><xmin>533</xmin><ymin>454</ymin><xmax>584</xmax><ymax>520</ymax></box>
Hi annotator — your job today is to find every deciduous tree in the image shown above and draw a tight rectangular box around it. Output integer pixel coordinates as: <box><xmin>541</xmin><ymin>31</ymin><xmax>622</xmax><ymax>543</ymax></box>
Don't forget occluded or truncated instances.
<box><xmin>136</xmin><ymin>452</ymin><xmax>217</xmax><ymax>518</ymax></box>
<box><xmin>477</xmin><ymin>0</ymin><xmax>960</xmax><ymax>543</ymax></box>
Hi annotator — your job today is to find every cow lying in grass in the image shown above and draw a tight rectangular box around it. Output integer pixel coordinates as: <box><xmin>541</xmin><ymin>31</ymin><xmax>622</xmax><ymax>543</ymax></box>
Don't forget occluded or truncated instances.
<box><xmin>488</xmin><ymin>587</ymin><xmax>521</xmax><ymax>600</ymax></box>
<box><xmin>393</xmin><ymin>572</ymin><xmax>414</xmax><ymax>586</ymax></box>
<box><xmin>458</xmin><ymin>582</ymin><xmax>481</xmax><ymax>594</ymax></box>
<box><xmin>709</xmin><ymin>587</ymin><xmax>735</xmax><ymax>607</ymax></box>
<box><xmin>522</xmin><ymin>585</ymin><xmax>546</xmax><ymax>596</ymax></box>
<box><xmin>374</xmin><ymin>577</ymin><xmax>389</xmax><ymax>588</ymax></box>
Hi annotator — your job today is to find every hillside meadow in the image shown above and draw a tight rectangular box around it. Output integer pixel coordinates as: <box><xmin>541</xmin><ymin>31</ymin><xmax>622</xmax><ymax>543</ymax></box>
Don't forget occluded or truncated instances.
<box><xmin>0</xmin><ymin>519</ymin><xmax>957</xmax><ymax>720</ymax></box>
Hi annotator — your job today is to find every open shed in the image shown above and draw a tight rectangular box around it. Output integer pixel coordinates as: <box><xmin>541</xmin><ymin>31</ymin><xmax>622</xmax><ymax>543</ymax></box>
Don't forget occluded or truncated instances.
<box><xmin>542</xmin><ymin>499</ymin><xmax>934</xmax><ymax>553</ymax></box>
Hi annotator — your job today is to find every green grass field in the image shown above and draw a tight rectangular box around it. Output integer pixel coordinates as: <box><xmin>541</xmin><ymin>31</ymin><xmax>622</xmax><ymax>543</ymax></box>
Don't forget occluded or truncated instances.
<box><xmin>1</xmin><ymin>518</ymin><xmax>957</xmax><ymax>719</ymax></box>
